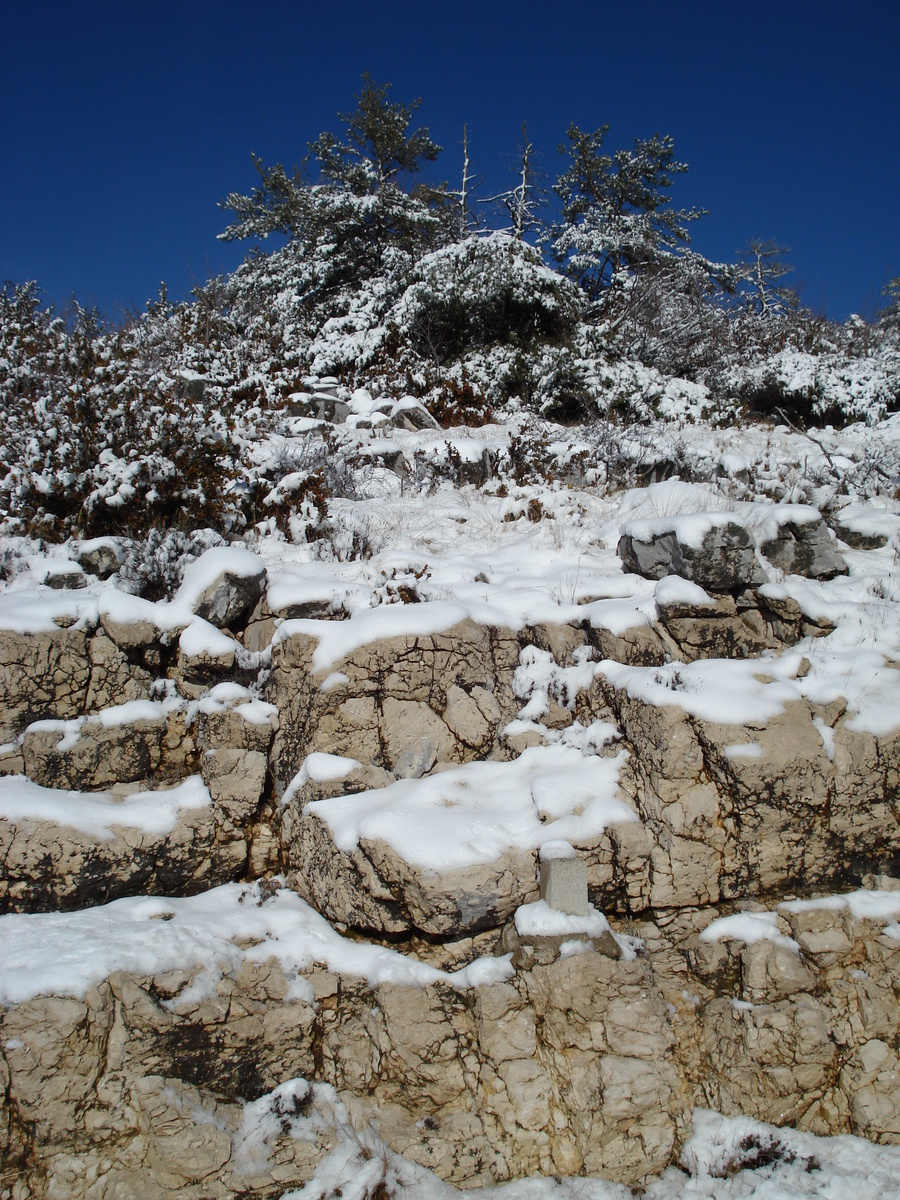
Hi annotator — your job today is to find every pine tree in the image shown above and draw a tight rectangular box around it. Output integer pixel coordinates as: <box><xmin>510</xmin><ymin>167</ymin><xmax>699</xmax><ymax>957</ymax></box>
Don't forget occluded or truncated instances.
<box><xmin>736</xmin><ymin>240</ymin><xmax>798</xmax><ymax>317</ymax></box>
<box><xmin>218</xmin><ymin>76</ymin><xmax>453</xmax><ymax>304</ymax></box>
<box><xmin>550</xmin><ymin>124</ymin><xmax>706</xmax><ymax>304</ymax></box>
<box><xmin>880</xmin><ymin>277</ymin><xmax>900</xmax><ymax>338</ymax></box>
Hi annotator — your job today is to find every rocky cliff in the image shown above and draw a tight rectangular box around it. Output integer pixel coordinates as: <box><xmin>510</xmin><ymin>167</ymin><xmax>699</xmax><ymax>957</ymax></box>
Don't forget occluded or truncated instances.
<box><xmin>2</xmin><ymin>486</ymin><xmax>900</xmax><ymax>1199</ymax></box>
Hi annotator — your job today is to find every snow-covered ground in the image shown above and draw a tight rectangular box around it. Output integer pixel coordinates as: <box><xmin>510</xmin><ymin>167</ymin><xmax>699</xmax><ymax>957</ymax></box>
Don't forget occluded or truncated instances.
<box><xmin>4</xmin><ymin>406</ymin><xmax>900</xmax><ymax>1195</ymax></box>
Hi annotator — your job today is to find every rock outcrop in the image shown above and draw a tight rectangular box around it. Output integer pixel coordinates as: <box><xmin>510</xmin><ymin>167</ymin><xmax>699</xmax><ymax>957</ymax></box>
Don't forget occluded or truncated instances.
<box><xmin>617</xmin><ymin>514</ymin><xmax>766</xmax><ymax>591</ymax></box>
<box><xmin>1</xmin><ymin>516</ymin><xmax>899</xmax><ymax>1198</ymax></box>
<box><xmin>3</xmin><ymin>884</ymin><xmax>900</xmax><ymax>1195</ymax></box>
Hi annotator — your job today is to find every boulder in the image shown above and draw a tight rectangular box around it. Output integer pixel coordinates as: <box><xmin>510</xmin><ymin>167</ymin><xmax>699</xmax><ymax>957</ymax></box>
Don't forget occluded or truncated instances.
<box><xmin>759</xmin><ymin>509</ymin><xmax>848</xmax><ymax>578</ymax></box>
<box><xmin>177</xmin><ymin>622</ymin><xmax>237</xmax><ymax>680</ymax></box>
<box><xmin>831</xmin><ymin>505</ymin><xmax>894</xmax><ymax>550</ymax></box>
<box><xmin>290</xmin><ymin>805</ymin><xmax>538</xmax><ymax>936</ymax></box>
<box><xmin>43</xmin><ymin>563</ymin><xmax>87</xmax><ymax>590</ymax></box>
<box><xmin>618</xmin><ymin>515</ymin><xmax>765</xmax><ymax>591</ymax></box>
<box><xmin>75</xmin><ymin>537</ymin><xmax>123</xmax><ymax>580</ymax></box>
<box><xmin>178</xmin><ymin>548</ymin><xmax>267</xmax><ymax>629</ymax></box>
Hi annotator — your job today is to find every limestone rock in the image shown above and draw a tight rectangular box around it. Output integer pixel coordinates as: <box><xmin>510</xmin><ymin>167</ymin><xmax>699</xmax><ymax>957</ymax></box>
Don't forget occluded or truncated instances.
<box><xmin>740</xmin><ymin>939</ymin><xmax>816</xmax><ymax>1002</ymax></box>
<box><xmin>22</xmin><ymin>708</ymin><xmax>169</xmax><ymax>791</ymax></box>
<box><xmin>760</xmin><ymin>512</ymin><xmax>848</xmax><ymax>578</ymax></box>
<box><xmin>4</xmin><ymin>887</ymin><xmax>900</xmax><ymax>1194</ymax></box>
<box><xmin>76</xmin><ymin>537</ymin><xmax>124</xmax><ymax>579</ymax></box>
<box><xmin>270</xmin><ymin>618</ymin><xmax>522</xmax><ymax>789</ymax></box>
<box><xmin>0</xmin><ymin>628</ymin><xmax>91</xmax><ymax>741</ymax></box>
<box><xmin>290</xmin><ymin>807</ymin><xmax>538</xmax><ymax>935</ymax></box>
<box><xmin>0</xmin><ymin>777</ymin><xmax>250</xmax><ymax>913</ymax></box>
<box><xmin>85</xmin><ymin>631</ymin><xmax>154</xmax><ymax>710</ymax></box>
<box><xmin>188</xmin><ymin>561</ymin><xmax>267</xmax><ymax>629</ymax></box>
<box><xmin>43</xmin><ymin>562</ymin><xmax>87</xmax><ymax>589</ymax></box>
<box><xmin>394</xmin><ymin>736</ymin><xmax>437</xmax><ymax>779</ymax></box>
<box><xmin>618</xmin><ymin>516</ymin><xmax>766</xmax><ymax>591</ymax></box>
<box><xmin>200</xmin><ymin>748</ymin><xmax>268</xmax><ymax>819</ymax></box>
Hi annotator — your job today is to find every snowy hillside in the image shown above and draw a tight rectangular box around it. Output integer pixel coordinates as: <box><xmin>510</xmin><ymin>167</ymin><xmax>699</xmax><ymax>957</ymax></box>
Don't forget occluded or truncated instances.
<box><xmin>3</xmin><ymin>78</ymin><xmax>900</xmax><ymax>1200</ymax></box>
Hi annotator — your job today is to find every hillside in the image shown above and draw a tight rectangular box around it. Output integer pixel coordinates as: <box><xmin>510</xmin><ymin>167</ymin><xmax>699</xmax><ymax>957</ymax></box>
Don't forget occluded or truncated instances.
<box><xmin>3</xmin><ymin>82</ymin><xmax>900</xmax><ymax>1200</ymax></box>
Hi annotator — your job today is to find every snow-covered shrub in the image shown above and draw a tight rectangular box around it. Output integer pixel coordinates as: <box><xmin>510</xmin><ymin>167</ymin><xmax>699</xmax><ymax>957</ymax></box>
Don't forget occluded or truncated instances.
<box><xmin>391</xmin><ymin>234</ymin><xmax>582</xmax><ymax>365</ymax></box>
<box><xmin>117</xmin><ymin>528</ymin><xmax>226</xmax><ymax>600</ymax></box>
<box><xmin>731</xmin><ymin>348</ymin><xmax>900</xmax><ymax>426</ymax></box>
<box><xmin>0</xmin><ymin>284</ymin><xmax>250</xmax><ymax>538</ymax></box>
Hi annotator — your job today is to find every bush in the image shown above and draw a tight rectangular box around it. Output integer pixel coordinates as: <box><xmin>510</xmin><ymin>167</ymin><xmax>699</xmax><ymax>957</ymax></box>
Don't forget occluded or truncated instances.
<box><xmin>391</xmin><ymin>234</ymin><xmax>582</xmax><ymax>365</ymax></box>
<box><xmin>117</xmin><ymin>528</ymin><xmax>226</xmax><ymax>600</ymax></box>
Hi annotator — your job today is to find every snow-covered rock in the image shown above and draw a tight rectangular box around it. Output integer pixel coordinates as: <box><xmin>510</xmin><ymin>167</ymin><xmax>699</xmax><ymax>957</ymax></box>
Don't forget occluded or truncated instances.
<box><xmin>755</xmin><ymin>506</ymin><xmax>848</xmax><ymax>578</ymax></box>
<box><xmin>618</xmin><ymin>513</ymin><xmax>766</xmax><ymax>591</ymax></box>
<box><xmin>175</xmin><ymin>547</ymin><xmax>267</xmax><ymax>628</ymax></box>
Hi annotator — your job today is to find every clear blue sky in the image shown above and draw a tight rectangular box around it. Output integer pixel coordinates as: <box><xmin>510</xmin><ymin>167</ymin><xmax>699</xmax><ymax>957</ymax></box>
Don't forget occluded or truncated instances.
<box><xmin>3</xmin><ymin>0</ymin><xmax>898</xmax><ymax>323</ymax></box>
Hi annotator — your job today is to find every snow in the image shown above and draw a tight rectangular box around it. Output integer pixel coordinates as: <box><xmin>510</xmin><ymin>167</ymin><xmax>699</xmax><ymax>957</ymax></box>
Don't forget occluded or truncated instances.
<box><xmin>95</xmin><ymin>698</ymin><xmax>168</xmax><ymax>727</ymax></box>
<box><xmin>780</xmin><ymin>888</ymin><xmax>900</xmax><ymax>923</ymax></box>
<box><xmin>0</xmin><ymin>774</ymin><xmax>209</xmax><ymax>840</ymax></box>
<box><xmin>620</xmin><ymin>509</ymin><xmax>747</xmax><ymax>550</ymax></box>
<box><xmin>699</xmin><ymin>911</ymin><xmax>800</xmax><ymax>954</ymax></box>
<box><xmin>668</xmin><ymin>1109</ymin><xmax>900</xmax><ymax>1199</ymax></box>
<box><xmin>244</xmin><ymin>1098</ymin><xmax>900</xmax><ymax>1199</ymax></box>
<box><xmin>723</xmin><ymin>742</ymin><xmax>763</xmax><ymax>760</ymax></box>
<box><xmin>654</xmin><ymin>576</ymin><xmax>716</xmax><ymax>608</ymax></box>
<box><xmin>0</xmin><ymin>586</ymin><xmax>99</xmax><ymax>634</ymax></box>
<box><xmin>194</xmin><ymin>682</ymin><xmax>278</xmax><ymax>726</ymax></box>
<box><xmin>178</xmin><ymin>618</ymin><xmax>236</xmax><ymax>658</ymax></box>
<box><xmin>99</xmin><ymin>588</ymin><xmax>181</xmax><ymax>631</ymax></box>
<box><xmin>539</xmin><ymin>839</ymin><xmax>578</xmax><ymax>861</ymax></box>
<box><xmin>833</xmin><ymin>503</ymin><xmax>898</xmax><ymax>542</ymax></box>
<box><xmin>304</xmin><ymin>744</ymin><xmax>634</xmax><ymax>870</ymax></box>
<box><xmin>0</xmin><ymin>881</ymin><xmax>514</xmax><ymax>1006</ymax></box>
<box><xmin>514</xmin><ymin>900</ymin><xmax>611</xmax><ymax>938</ymax></box>
<box><xmin>274</xmin><ymin>600</ymin><xmax>474</xmax><ymax>673</ymax></box>
<box><xmin>598</xmin><ymin>655</ymin><xmax>802</xmax><ymax>726</ymax></box>
<box><xmin>813</xmin><ymin>716</ymin><xmax>836</xmax><ymax>759</ymax></box>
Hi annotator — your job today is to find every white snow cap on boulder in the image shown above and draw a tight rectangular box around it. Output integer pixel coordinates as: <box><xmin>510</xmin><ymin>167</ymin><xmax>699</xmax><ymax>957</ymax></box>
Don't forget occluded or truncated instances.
<box><xmin>174</xmin><ymin>547</ymin><xmax>267</xmax><ymax>628</ymax></box>
<box><xmin>618</xmin><ymin>511</ymin><xmax>765</xmax><ymax>592</ymax></box>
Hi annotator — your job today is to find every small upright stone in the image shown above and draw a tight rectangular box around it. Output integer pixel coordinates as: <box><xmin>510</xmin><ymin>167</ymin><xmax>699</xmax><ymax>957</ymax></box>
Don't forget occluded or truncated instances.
<box><xmin>539</xmin><ymin>840</ymin><xmax>589</xmax><ymax>916</ymax></box>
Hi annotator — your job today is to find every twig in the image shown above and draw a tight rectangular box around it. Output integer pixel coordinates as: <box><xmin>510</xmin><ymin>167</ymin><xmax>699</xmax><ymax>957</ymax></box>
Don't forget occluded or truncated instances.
<box><xmin>774</xmin><ymin>407</ymin><xmax>848</xmax><ymax>495</ymax></box>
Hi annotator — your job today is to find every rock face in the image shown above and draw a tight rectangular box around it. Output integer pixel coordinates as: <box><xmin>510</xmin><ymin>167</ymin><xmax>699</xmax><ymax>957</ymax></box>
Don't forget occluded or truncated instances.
<box><xmin>0</xmin><ymin>776</ymin><xmax>252</xmax><ymax>913</ymax></box>
<box><xmin>269</xmin><ymin>618</ymin><xmax>521</xmax><ymax>793</ymax></box>
<box><xmin>618</xmin><ymin>516</ymin><xmax>766</xmax><ymax>591</ymax></box>
<box><xmin>2</xmin><ymin>544</ymin><xmax>900</xmax><ymax>1197</ymax></box>
<box><xmin>4</xmin><ymin>895</ymin><xmax>900</xmax><ymax>1196</ymax></box>
<box><xmin>0</xmin><ymin>628</ymin><xmax>91</xmax><ymax>742</ymax></box>
<box><xmin>0</xmin><ymin>693</ymin><xmax>277</xmax><ymax>913</ymax></box>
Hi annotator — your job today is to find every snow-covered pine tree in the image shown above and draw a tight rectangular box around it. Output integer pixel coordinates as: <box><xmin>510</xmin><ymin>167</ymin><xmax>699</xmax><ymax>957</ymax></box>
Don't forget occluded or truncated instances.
<box><xmin>736</xmin><ymin>240</ymin><xmax>798</xmax><ymax>319</ymax></box>
<box><xmin>218</xmin><ymin>75</ymin><xmax>454</xmax><ymax>309</ymax></box>
<box><xmin>549</xmin><ymin>125</ymin><xmax>706</xmax><ymax>307</ymax></box>
<box><xmin>879</xmin><ymin>277</ymin><xmax>900</xmax><ymax>341</ymax></box>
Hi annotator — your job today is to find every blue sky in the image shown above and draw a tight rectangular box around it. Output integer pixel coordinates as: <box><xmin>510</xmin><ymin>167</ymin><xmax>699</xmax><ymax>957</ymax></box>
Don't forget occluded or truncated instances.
<box><xmin>3</xmin><ymin>0</ymin><xmax>898</xmax><ymax>322</ymax></box>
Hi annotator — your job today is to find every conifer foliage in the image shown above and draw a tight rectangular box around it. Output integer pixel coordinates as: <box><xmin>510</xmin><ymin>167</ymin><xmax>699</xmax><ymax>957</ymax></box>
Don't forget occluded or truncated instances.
<box><xmin>219</xmin><ymin>74</ymin><xmax>452</xmax><ymax>299</ymax></box>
